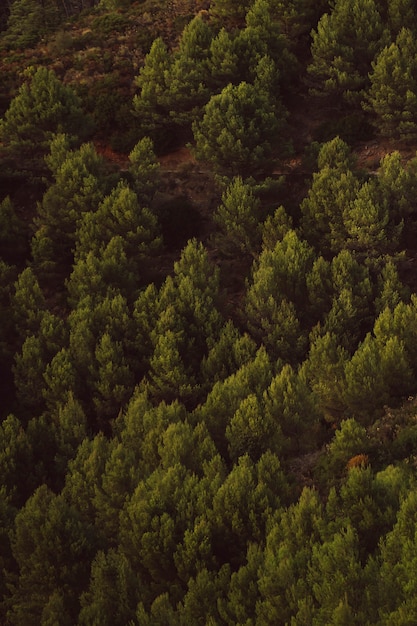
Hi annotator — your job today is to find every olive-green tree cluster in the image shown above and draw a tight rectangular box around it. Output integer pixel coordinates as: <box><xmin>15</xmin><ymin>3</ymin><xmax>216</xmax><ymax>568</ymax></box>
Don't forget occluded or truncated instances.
<box><xmin>3</xmin><ymin>3</ymin><xmax>417</xmax><ymax>624</ymax></box>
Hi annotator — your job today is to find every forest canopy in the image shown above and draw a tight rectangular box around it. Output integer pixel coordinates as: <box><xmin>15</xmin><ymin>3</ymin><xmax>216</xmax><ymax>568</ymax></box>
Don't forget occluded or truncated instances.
<box><xmin>2</xmin><ymin>0</ymin><xmax>417</xmax><ymax>623</ymax></box>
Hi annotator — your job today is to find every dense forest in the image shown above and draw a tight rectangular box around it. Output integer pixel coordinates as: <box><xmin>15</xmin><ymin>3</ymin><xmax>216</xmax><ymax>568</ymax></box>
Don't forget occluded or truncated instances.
<box><xmin>3</xmin><ymin>0</ymin><xmax>417</xmax><ymax>623</ymax></box>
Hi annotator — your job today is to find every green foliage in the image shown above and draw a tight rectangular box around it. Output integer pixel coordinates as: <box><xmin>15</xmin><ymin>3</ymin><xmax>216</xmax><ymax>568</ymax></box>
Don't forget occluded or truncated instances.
<box><xmin>324</xmin><ymin>418</ymin><xmax>370</xmax><ymax>477</ymax></box>
<box><xmin>193</xmin><ymin>78</ymin><xmax>289</xmax><ymax>176</ymax></box>
<box><xmin>78</xmin><ymin>549</ymin><xmax>137</xmax><ymax>626</ymax></box>
<box><xmin>364</xmin><ymin>28</ymin><xmax>417</xmax><ymax>139</ymax></box>
<box><xmin>166</xmin><ymin>15</ymin><xmax>213</xmax><ymax>125</ymax></box>
<box><xmin>263</xmin><ymin>364</ymin><xmax>321</xmax><ymax>456</ymax></box>
<box><xmin>128</xmin><ymin>136</ymin><xmax>160</xmax><ymax>204</ymax></box>
<box><xmin>308</xmin><ymin>0</ymin><xmax>389</xmax><ymax>105</ymax></box>
<box><xmin>257</xmin><ymin>488</ymin><xmax>323</xmax><ymax>624</ymax></box>
<box><xmin>0</xmin><ymin>414</ymin><xmax>33</xmax><ymax>505</ymax></box>
<box><xmin>8</xmin><ymin>485</ymin><xmax>95</xmax><ymax>625</ymax></box>
<box><xmin>12</xmin><ymin>267</ymin><xmax>46</xmax><ymax>341</ymax></box>
<box><xmin>344</xmin><ymin>333</ymin><xmax>414</xmax><ymax>421</ymax></box>
<box><xmin>210</xmin><ymin>0</ymin><xmax>253</xmax><ymax>25</ymax></box>
<box><xmin>344</xmin><ymin>180</ymin><xmax>402</xmax><ymax>256</ymax></box>
<box><xmin>301</xmin><ymin>137</ymin><xmax>360</xmax><ymax>254</ymax></box>
<box><xmin>245</xmin><ymin>230</ymin><xmax>315</xmax><ymax>361</ymax></box>
<box><xmin>132</xmin><ymin>37</ymin><xmax>173</xmax><ymax>147</ymax></box>
<box><xmin>0</xmin><ymin>68</ymin><xmax>89</xmax><ymax>169</ymax></box>
<box><xmin>32</xmin><ymin>140</ymin><xmax>106</xmax><ymax>283</ymax></box>
<box><xmin>213</xmin><ymin>176</ymin><xmax>262</xmax><ymax>257</ymax></box>
<box><xmin>3</xmin><ymin>0</ymin><xmax>61</xmax><ymax>49</ymax></box>
<box><xmin>3</xmin><ymin>2</ymin><xmax>417</xmax><ymax>622</ymax></box>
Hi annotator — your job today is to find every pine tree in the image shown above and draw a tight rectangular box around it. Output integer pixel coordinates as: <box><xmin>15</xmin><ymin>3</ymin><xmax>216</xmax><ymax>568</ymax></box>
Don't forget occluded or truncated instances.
<box><xmin>0</xmin><ymin>67</ymin><xmax>89</xmax><ymax>170</ymax></box>
<box><xmin>166</xmin><ymin>15</ymin><xmax>213</xmax><ymax>126</ymax></box>
<box><xmin>132</xmin><ymin>37</ymin><xmax>173</xmax><ymax>147</ymax></box>
<box><xmin>213</xmin><ymin>176</ymin><xmax>262</xmax><ymax>258</ymax></box>
<box><xmin>365</xmin><ymin>28</ymin><xmax>417</xmax><ymax>139</ymax></box>
<box><xmin>193</xmin><ymin>79</ymin><xmax>288</xmax><ymax>176</ymax></box>
<box><xmin>32</xmin><ymin>141</ymin><xmax>106</xmax><ymax>283</ymax></box>
<box><xmin>308</xmin><ymin>0</ymin><xmax>389</xmax><ymax>105</ymax></box>
<box><xmin>301</xmin><ymin>137</ymin><xmax>360</xmax><ymax>254</ymax></box>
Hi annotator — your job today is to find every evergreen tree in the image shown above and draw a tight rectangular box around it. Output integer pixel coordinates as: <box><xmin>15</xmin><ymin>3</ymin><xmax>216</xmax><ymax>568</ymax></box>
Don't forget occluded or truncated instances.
<box><xmin>245</xmin><ymin>230</ymin><xmax>315</xmax><ymax>361</ymax></box>
<box><xmin>78</xmin><ymin>549</ymin><xmax>138</xmax><ymax>626</ymax></box>
<box><xmin>8</xmin><ymin>485</ymin><xmax>95</xmax><ymax>625</ymax></box>
<box><xmin>0</xmin><ymin>67</ymin><xmax>89</xmax><ymax>170</ymax></box>
<box><xmin>308</xmin><ymin>0</ymin><xmax>389</xmax><ymax>105</ymax></box>
<box><xmin>300</xmin><ymin>137</ymin><xmax>360</xmax><ymax>254</ymax></box>
<box><xmin>12</xmin><ymin>267</ymin><xmax>46</xmax><ymax>341</ymax></box>
<box><xmin>365</xmin><ymin>28</ymin><xmax>417</xmax><ymax>139</ymax></box>
<box><xmin>0</xmin><ymin>414</ymin><xmax>33</xmax><ymax>506</ymax></box>
<box><xmin>374</xmin><ymin>259</ymin><xmax>409</xmax><ymax>315</ymax></box>
<box><xmin>213</xmin><ymin>176</ymin><xmax>262</xmax><ymax>258</ymax></box>
<box><xmin>132</xmin><ymin>37</ymin><xmax>173</xmax><ymax>147</ymax></box>
<box><xmin>3</xmin><ymin>0</ymin><xmax>61</xmax><ymax>48</ymax></box>
<box><xmin>376</xmin><ymin>150</ymin><xmax>417</xmax><ymax>221</ymax></box>
<box><xmin>200</xmin><ymin>320</ymin><xmax>257</xmax><ymax>387</ymax></box>
<box><xmin>308</xmin><ymin>525</ymin><xmax>366</xmax><ymax>623</ymax></box>
<box><xmin>193</xmin><ymin>78</ymin><xmax>288</xmax><ymax>177</ymax></box>
<box><xmin>373</xmin><ymin>295</ymin><xmax>417</xmax><ymax>376</ymax></box>
<box><xmin>344</xmin><ymin>180</ymin><xmax>402</xmax><ymax>256</ymax></box>
<box><xmin>257</xmin><ymin>488</ymin><xmax>323</xmax><ymax>624</ymax></box>
<box><xmin>146</xmin><ymin>240</ymin><xmax>223</xmax><ymax>406</ymax></box>
<box><xmin>263</xmin><ymin>364</ymin><xmax>321</xmax><ymax>456</ymax></box>
<box><xmin>75</xmin><ymin>180</ymin><xmax>160</xmax><ymax>269</ymax></box>
<box><xmin>344</xmin><ymin>333</ymin><xmax>414</xmax><ymax>421</ymax></box>
<box><xmin>196</xmin><ymin>347</ymin><xmax>273</xmax><ymax>458</ymax></box>
<box><xmin>377</xmin><ymin>490</ymin><xmax>417</xmax><ymax>623</ymax></box>
<box><xmin>32</xmin><ymin>140</ymin><xmax>106</xmax><ymax>283</ymax></box>
<box><xmin>127</xmin><ymin>136</ymin><xmax>160</xmax><ymax>205</ymax></box>
<box><xmin>209</xmin><ymin>28</ymin><xmax>239</xmax><ymax>89</ymax></box>
<box><xmin>261</xmin><ymin>205</ymin><xmax>293</xmax><ymax>250</ymax></box>
<box><xmin>166</xmin><ymin>15</ymin><xmax>213</xmax><ymax>126</ymax></box>
<box><xmin>301</xmin><ymin>331</ymin><xmax>349</xmax><ymax>424</ymax></box>
<box><xmin>210</xmin><ymin>0</ymin><xmax>253</xmax><ymax>25</ymax></box>
<box><xmin>386</xmin><ymin>0</ymin><xmax>417</xmax><ymax>37</ymax></box>
<box><xmin>92</xmin><ymin>332</ymin><xmax>134</xmax><ymax>424</ymax></box>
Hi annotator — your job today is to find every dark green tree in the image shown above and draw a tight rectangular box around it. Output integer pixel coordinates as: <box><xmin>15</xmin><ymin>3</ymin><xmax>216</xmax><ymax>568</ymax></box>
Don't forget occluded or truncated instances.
<box><xmin>344</xmin><ymin>333</ymin><xmax>414</xmax><ymax>421</ymax></box>
<box><xmin>3</xmin><ymin>0</ymin><xmax>61</xmax><ymax>48</ymax></box>
<box><xmin>257</xmin><ymin>487</ymin><xmax>323</xmax><ymax>624</ymax></box>
<box><xmin>12</xmin><ymin>267</ymin><xmax>46</xmax><ymax>341</ymax></box>
<box><xmin>166</xmin><ymin>15</ymin><xmax>213</xmax><ymax>126</ymax></box>
<box><xmin>0</xmin><ymin>414</ymin><xmax>33</xmax><ymax>505</ymax></box>
<box><xmin>301</xmin><ymin>331</ymin><xmax>349</xmax><ymax>424</ymax></box>
<box><xmin>344</xmin><ymin>180</ymin><xmax>402</xmax><ymax>255</ymax></box>
<box><xmin>300</xmin><ymin>137</ymin><xmax>360</xmax><ymax>254</ymax></box>
<box><xmin>386</xmin><ymin>0</ymin><xmax>417</xmax><ymax>37</ymax></box>
<box><xmin>31</xmin><ymin>140</ymin><xmax>106</xmax><ymax>283</ymax></box>
<box><xmin>308</xmin><ymin>0</ymin><xmax>389</xmax><ymax>105</ymax></box>
<box><xmin>132</xmin><ymin>38</ymin><xmax>173</xmax><ymax>147</ymax></box>
<box><xmin>210</xmin><ymin>0</ymin><xmax>253</xmax><ymax>25</ymax></box>
<box><xmin>308</xmin><ymin>525</ymin><xmax>366</xmax><ymax>623</ymax></box>
<box><xmin>193</xmin><ymin>78</ymin><xmax>288</xmax><ymax>176</ymax></box>
<box><xmin>78</xmin><ymin>549</ymin><xmax>138</xmax><ymax>626</ymax></box>
<box><xmin>245</xmin><ymin>230</ymin><xmax>315</xmax><ymax>361</ymax></box>
<box><xmin>213</xmin><ymin>176</ymin><xmax>262</xmax><ymax>257</ymax></box>
<box><xmin>127</xmin><ymin>136</ymin><xmax>160</xmax><ymax>205</ymax></box>
<box><xmin>196</xmin><ymin>346</ymin><xmax>273</xmax><ymax>458</ymax></box>
<box><xmin>0</xmin><ymin>67</ymin><xmax>89</xmax><ymax>170</ymax></box>
<box><xmin>364</xmin><ymin>28</ymin><xmax>417</xmax><ymax>139</ymax></box>
<box><xmin>74</xmin><ymin>179</ymin><xmax>160</xmax><ymax>275</ymax></box>
<box><xmin>7</xmin><ymin>485</ymin><xmax>95</xmax><ymax>625</ymax></box>
<box><xmin>263</xmin><ymin>364</ymin><xmax>321</xmax><ymax>456</ymax></box>
<box><xmin>376</xmin><ymin>150</ymin><xmax>417</xmax><ymax>222</ymax></box>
